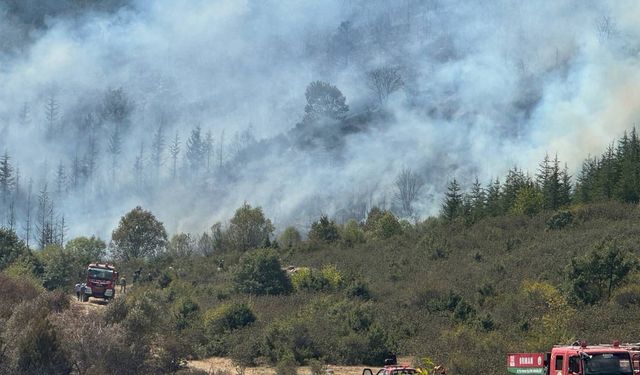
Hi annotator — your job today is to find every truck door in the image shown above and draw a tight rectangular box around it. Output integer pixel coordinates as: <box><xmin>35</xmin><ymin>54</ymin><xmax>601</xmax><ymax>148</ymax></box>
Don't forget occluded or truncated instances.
<box><xmin>552</xmin><ymin>355</ymin><xmax>564</xmax><ymax>375</ymax></box>
<box><xmin>568</xmin><ymin>356</ymin><xmax>580</xmax><ymax>374</ymax></box>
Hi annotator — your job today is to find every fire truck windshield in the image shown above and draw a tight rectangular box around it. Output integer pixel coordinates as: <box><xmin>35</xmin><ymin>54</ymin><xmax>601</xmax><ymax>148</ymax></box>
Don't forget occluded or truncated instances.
<box><xmin>583</xmin><ymin>353</ymin><xmax>633</xmax><ymax>375</ymax></box>
<box><xmin>88</xmin><ymin>267</ymin><xmax>114</xmax><ymax>281</ymax></box>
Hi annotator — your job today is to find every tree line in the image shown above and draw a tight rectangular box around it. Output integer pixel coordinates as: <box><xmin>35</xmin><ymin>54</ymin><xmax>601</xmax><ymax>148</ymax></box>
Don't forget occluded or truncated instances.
<box><xmin>440</xmin><ymin>128</ymin><xmax>640</xmax><ymax>222</ymax></box>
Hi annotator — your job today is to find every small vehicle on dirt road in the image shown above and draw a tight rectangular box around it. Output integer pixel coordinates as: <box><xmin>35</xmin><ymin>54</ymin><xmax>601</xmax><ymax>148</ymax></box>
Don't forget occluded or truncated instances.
<box><xmin>362</xmin><ymin>366</ymin><xmax>419</xmax><ymax>375</ymax></box>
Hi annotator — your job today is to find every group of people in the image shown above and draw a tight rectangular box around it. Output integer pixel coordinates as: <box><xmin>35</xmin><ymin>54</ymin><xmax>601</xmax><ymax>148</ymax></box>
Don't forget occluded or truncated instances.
<box><xmin>74</xmin><ymin>282</ymin><xmax>88</xmax><ymax>302</ymax></box>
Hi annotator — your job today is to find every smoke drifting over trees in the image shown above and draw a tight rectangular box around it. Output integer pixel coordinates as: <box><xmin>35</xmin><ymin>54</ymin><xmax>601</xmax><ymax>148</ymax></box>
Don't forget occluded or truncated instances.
<box><xmin>1</xmin><ymin>0</ymin><xmax>639</xmax><ymax>241</ymax></box>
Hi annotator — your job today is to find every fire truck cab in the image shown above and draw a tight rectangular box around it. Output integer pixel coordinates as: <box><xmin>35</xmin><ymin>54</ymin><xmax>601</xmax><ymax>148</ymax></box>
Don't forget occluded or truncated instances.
<box><xmin>508</xmin><ymin>342</ymin><xmax>634</xmax><ymax>375</ymax></box>
<box><xmin>85</xmin><ymin>263</ymin><xmax>118</xmax><ymax>301</ymax></box>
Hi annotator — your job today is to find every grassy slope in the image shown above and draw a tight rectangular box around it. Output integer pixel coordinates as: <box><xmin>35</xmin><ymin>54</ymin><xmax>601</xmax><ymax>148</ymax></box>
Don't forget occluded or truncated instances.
<box><xmin>273</xmin><ymin>202</ymin><xmax>640</xmax><ymax>373</ymax></box>
<box><xmin>120</xmin><ymin>201</ymin><xmax>640</xmax><ymax>375</ymax></box>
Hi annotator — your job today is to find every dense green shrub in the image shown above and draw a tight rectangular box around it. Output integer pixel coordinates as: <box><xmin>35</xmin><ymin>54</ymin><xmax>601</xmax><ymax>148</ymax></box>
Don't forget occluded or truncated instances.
<box><xmin>14</xmin><ymin>317</ymin><xmax>72</xmax><ymax>374</ymax></box>
<box><xmin>546</xmin><ymin>210</ymin><xmax>573</xmax><ymax>230</ymax></box>
<box><xmin>568</xmin><ymin>240</ymin><xmax>636</xmax><ymax>305</ymax></box>
<box><xmin>204</xmin><ymin>302</ymin><xmax>256</xmax><ymax>335</ymax></box>
<box><xmin>372</xmin><ymin>212</ymin><xmax>403</xmax><ymax>239</ymax></box>
<box><xmin>345</xmin><ymin>279</ymin><xmax>371</xmax><ymax>300</ymax></box>
<box><xmin>308</xmin><ymin>215</ymin><xmax>340</xmax><ymax>243</ymax></box>
<box><xmin>276</xmin><ymin>353</ymin><xmax>298</xmax><ymax>375</ymax></box>
<box><xmin>233</xmin><ymin>249</ymin><xmax>292</xmax><ymax>295</ymax></box>
<box><xmin>0</xmin><ymin>228</ymin><xmax>27</xmax><ymax>270</ymax></box>
<box><xmin>227</xmin><ymin>327</ymin><xmax>263</xmax><ymax>367</ymax></box>
<box><xmin>174</xmin><ymin>297</ymin><xmax>200</xmax><ymax>330</ymax></box>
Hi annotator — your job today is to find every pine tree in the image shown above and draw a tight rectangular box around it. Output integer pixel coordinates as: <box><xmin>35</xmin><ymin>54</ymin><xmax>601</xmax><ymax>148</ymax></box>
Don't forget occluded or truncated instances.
<box><xmin>575</xmin><ymin>156</ymin><xmax>597</xmax><ymax>203</ymax></box>
<box><xmin>14</xmin><ymin>167</ymin><xmax>20</xmax><ymax>200</ymax></box>
<box><xmin>107</xmin><ymin>125</ymin><xmax>123</xmax><ymax>181</ymax></box>
<box><xmin>56</xmin><ymin>215</ymin><xmax>68</xmax><ymax>246</ymax></box>
<box><xmin>133</xmin><ymin>142</ymin><xmax>146</xmax><ymax>189</ymax></box>
<box><xmin>36</xmin><ymin>184</ymin><xmax>55</xmax><ymax>249</ymax></box>
<box><xmin>151</xmin><ymin>125</ymin><xmax>165</xmax><ymax>178</ymax></box>
<box><xmin>485</xmin><ymin>178</ymin><xmax>502</xmax><ymax>216</ymax></box>
<box><xmin>204</xmin><ymin>130</ymin><xmax>214</xmax><ymax>173</ymax></box>
<box><xmin>85</xmin><ymin>135</ymin><xmax>99</xmax><ymax>181</ymax></box>
<box><xmin>169</xmin><ymin>132</ymin><xmax>180</xmax><ymax>180</ymax></box>
<box><xmin>0</xmin><ymin>151</ymin><xmax>15</xmax><ymax>203</ymax></box>
<box><xmin>597</xmin><ymin>144</ymin><xmax>616</xmax><ymax>200</ymax></box>
<box><xmin>55</xmin><ymin>161</ymin><xmax>67</xmax><ymax>197</ymax></box>
<box><xmin>441</xmin><ymin>179</ymin><xmax>463</xmax><ymax>221</ymax></box>
<box><xmin>23</xmin><ymin>178</ymin><xmax>33</xmax><ymax>248</ymax></box>
<box><xmin>7</xmin><ymin>201</ymin><xmax>15</xmax><ymax>231</ymax></box>
<box><xmin>614</xmin><ymin>129</ymin><xmax>640</xmax><ymax>203</ymax></box>
<box><xmin>470</xmin><ymin>177</ymin><xmax>486</xmax><ymax>221</ymax></box>
<box><xmin>548</xmin><ymin>155</ymin><xmax>562</xmax><ymax>209</ymax></box>
<box><xmin>502</xmin><ymin>167</ymin><xmax>528</xmax><ymax>212</ymax></box>
<box><xmin>19</xmin><ymin>102</ymin><xmax>31</xmax><ymax>128</ymax></box>
<box><xmin>218</xmin><ymin>130</ymin><xmax>225</xmax><ymax>168</ymax></box>
<box><xmin>71</xmin><ymin>154</ymin><xmax>81</xmax><ymax>191</ymax></box>
<box><xmin>186</xmin><ymin>126</ymin><xmax>204</xmax><ymax>173</ymax></box>
<box><xmin>44</xmin><ymin>92</ymin><xmax>60</xmax><ymax>138</ymax></box>
<box><xmin>559</xmin><ymin>163</ymin><xmax>572</xmax><ymax>206</ymax></box>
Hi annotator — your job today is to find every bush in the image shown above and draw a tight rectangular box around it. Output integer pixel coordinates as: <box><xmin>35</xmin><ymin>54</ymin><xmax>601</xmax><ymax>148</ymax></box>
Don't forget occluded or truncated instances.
<box><xmin>308</xmin><ymin>215</ymin><xmax>340</xmax><ymax>244</ymax></box>
<box><xmin>308</xmin><ymin>358</ymin><xmax>327</xmax><ymax>375</ymax></box>
<box><xmin>174</xmin><ymin>297</ymin><xmax>200</xmax><ymax>330</ymax></box>
<box><xmin>204</xmin><ymin>302</ymin><xmax>256</xmax><ymax>335</ymax></box>
<box><xmin>290</xmin><ymin>266</ymin><xmax>344</xmax><ymax>292</ymax></box>
<box><xmin>342</xmin><ymin>219</ymin><xmax>365</xmax><ymax>247</ymax></box>
<box><xmin>546</xmin><ymin>210</ymin><xmax>573</xmax><ymax>230</ymax></box>
<box><xmin>291</xmin><ymin>267</ymin><xmax>313</xmax><ymax>290</ymax></box>
<box><xmin>105</xmin><ymin>295</ymin><xmax>129</xmax><ymax>324</ymax></box>
<box><xmin>613</xmin><ymin>285</ymin><xmax>640</xmax><ymax>308</ymax></box>
<box><xmin>279</xmin><ymin>227</ymin><xmax>302</xmax><ymax>249</ymax></box>
<box><xmin>233</xmin><ymin>249</ymin><xmax>292</xmax><ymax>295</ymax></box>
<box><xmin>373</xmin><ymin>212</ymin><xmax>403</xmax><ymax>239</ymax></box>
<box><xmin>13</xmin><ymin>317</ymin><xmax>72</xmax><ymax>374</ymax></box>
<box><xmin>0</xmin><ymin>273</ymin><xmax>41</xmax><ymax>319</ymax></box>
<box><xmin>0</xmin><ymin>227</ymin><xmax>27</xmax><ymax>270</ymax></box>
<box><xmin>345</xmin><ymin>279</ymin><xmax>371</xmax><ymax>300</ymax></box>
<box><xmin>228</xmin><ymin>327</ymin><xmax>263</xmax><ymax>367</ymax></box>
<box><xmin>568</xmin><ymin>240</ymin><xmax>636</xmax><ymax>305</ymax></box>
<box><xmin>364</xmin><ymin>207</ymin><xmax>385</xmax><ymax>232</ymax></box>
<box><xmin>276</xmin><ymin>353</ymin><xmax>298</xmax><ymax>375</ymax></box>
<box><xmin>320</xmin><ymin>265</ymin><xmax>343</xmax><ymax>290</ymax></box>
<box><xmin>39</xmin><ymin>244</ymin><xmax>76</xmax><ymax>290</ymax></box>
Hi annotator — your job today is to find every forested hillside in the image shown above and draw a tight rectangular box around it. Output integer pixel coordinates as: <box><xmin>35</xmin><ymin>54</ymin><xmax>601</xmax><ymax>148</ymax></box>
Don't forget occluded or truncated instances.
<box><xmin>3</xmin><ymin>127</ymin><xmax>640</xmax><ymax>374</ymax></box>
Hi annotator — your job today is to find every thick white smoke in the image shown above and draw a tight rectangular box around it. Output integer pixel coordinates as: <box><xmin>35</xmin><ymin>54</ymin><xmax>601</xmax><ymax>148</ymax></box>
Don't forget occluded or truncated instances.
<box><xmin>0</xmin><ymin>0</ymin><xmax>639</xmax><ymax>241</ymax></box>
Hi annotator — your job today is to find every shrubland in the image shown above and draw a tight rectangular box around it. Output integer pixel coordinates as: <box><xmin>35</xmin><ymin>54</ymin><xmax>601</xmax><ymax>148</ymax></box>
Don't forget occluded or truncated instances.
<box><xmin>2</xmin><ymin>199</ymin><xmax>640</xmax><ymax>374</ymax></box>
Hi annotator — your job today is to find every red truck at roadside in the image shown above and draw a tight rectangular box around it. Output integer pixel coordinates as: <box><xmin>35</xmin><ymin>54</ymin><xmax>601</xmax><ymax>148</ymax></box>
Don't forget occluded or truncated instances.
<box><xmin>84</xmin><ymin>263</ymin><xmax>119</xmax><ymax>301</ymax></box>
<box><xmin>508</xmin><ymin>341</ymin><xmax>634</xmax><ymax>375</ymax></box>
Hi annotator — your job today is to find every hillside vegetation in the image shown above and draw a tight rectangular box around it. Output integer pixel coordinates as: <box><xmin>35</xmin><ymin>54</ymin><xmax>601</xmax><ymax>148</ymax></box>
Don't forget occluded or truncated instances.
<box><xmin>3</xmin><ymin>131</ymin><xmax>640</xmax><ymax>374</ymax></box>
<box><xmin>2</xmin><ymin>199</ymin><xmax>640</xmax><ymax>375</ymax></box>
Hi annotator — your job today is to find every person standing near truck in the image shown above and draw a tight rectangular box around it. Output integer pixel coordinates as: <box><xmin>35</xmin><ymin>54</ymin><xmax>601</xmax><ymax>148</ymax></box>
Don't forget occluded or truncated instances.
<box><xmin>74</xmin><ymin>282</ymin><xmax>81</xmax><ymax>300</ymax></box>
<box><xmin>80</xmin><ymin>283</ymin><xmax>87</xmax><ymax>302</ymax></box>
<box><xmin>120</xmin><ymin>275</ymin><xmax>127</xmax><ymax>293</ymax></box>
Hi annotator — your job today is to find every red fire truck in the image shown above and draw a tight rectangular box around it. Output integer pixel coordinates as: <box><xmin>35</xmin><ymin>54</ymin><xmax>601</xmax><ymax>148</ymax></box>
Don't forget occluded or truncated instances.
<box><xmin>507</xmin><ymin>341</ymin><xmax>634</xmax><ymax>375</ymax></box>
<box><xmin>84</xmin><ymin>263</ymin><xmax>119</xmax><ymax>301</ymax></box>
